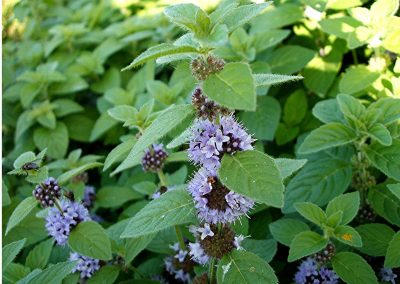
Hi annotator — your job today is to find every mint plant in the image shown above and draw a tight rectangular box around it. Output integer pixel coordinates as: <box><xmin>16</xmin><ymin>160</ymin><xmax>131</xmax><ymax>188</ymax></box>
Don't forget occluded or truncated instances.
<box><xmin>3</xmin><ymin>0</ymin><xmax>400</xmax><ymax>283</ymax></box>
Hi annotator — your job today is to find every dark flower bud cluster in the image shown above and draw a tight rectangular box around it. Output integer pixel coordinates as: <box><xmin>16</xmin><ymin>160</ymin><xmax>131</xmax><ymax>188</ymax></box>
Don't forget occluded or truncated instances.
<box><xmin>33</xmin><ymin>177</ymin><xmax>62</xmax><ymax>208</ymax></box>
<box><xmin>191</xmin><ymin>55</ymin><xmax>225</xmax><ymax>81</ymax></box>
<box><xmin>45</xmin><ymin>199</ymin><xmax>91</xmax><ymax>245</ymax></box>
<box><xmin>70</xmin><ymin>252</ymin><xmax>101</xmax><ymax>279</ymax></box>
<box><xmin>164</xmin><ymin>243</ymin><xmax>197</xmax><ymax>283</ymax></box>
<box><xmin>294</xmin><ymin>258</ymin><xmax>339</xmax><ymax>284</ymax></box>
<box><xmin>355</xmin><ymin>203</ymin><xmax>376</xmax><ymax>224</ymax></box>
<box><xmin>141</xmin><ymin>144</ymin><xmax>168</xmax><ymax>172</ymax></box>
<box><xmin>191</xmin><ymin>87</ymin><xmax>229</xmax><ymax>120</ymax></box>
<box><xmin>313</xmin><ymin>243</ymin><xmax>335</xmax><ymax>265</ymax></box>
<box><xmin>188</xmin><ymin>223</ymin><xmax>244</xmax><ymax>263</ymax></box>
<box><xmin>351</xmin><ymin>170</ymin><xmax>376</xmax><ymax>192</ymax></box>
<box><xmin>82</xmin><ymin>185</ymin><xmax>96</xmax><ymax>209</ymax></box>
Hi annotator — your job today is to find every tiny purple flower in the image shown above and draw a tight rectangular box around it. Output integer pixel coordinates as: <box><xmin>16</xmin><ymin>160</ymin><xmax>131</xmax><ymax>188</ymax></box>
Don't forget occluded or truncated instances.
<box><xmin>380</xmin><ymin>267</ymin><xmax>398</xmax><ymax>284</ymax></box>
<box><xmin>294</xmin><ymin>258</ymin><xmax>339</xmax><ymax>284</ymax></box>
<box><xmin>45</xmin><ymin>199</ymin><xmax>90</xmax><ymax>245</ymax></box>
<box><xmin>70</xmin><ymin>252</ymin><xmax>100</xmax><ymax>279</ymax></box>
<box><xmin>197</xmin><ymin>223</ymin><xmax>214</xmax><ymax>240</ymax></box>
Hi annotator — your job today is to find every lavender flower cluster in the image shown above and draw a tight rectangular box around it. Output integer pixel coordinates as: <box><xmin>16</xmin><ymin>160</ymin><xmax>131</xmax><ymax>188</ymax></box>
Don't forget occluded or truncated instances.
<box><xmin>294</xmin><ymin>258</ymin><xmax>339</xmax><ymax>284</ymax></box>
<box><xmin>164</xmin><ymin>243</ymin><xmax>194</xmax><ymax>283</ymax></box>
<box><xmin>70</xmin><ymin>252</ymin><xmax>101</xmax><ymax>279</ymax></box>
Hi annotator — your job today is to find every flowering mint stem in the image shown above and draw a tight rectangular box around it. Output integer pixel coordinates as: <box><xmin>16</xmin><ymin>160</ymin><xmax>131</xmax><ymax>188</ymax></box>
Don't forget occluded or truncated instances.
<box><xmin>158</xmin><ymin>170</ymin><xmax>186</xmax><ymax>250</ymax></box>
<box><xmin>54</xmin><ymin>199</ymin><xmax>64</xmax><ymax>216</ymax></box>
<box><xmin>157</xmin><ymin>170</ymin><xmax>168</xmax><ymax>186</ymax></box>
<box><xmin>209</xmin><ymin>257</ymin><xmax>216</xmax><ymax>284</ymax></box>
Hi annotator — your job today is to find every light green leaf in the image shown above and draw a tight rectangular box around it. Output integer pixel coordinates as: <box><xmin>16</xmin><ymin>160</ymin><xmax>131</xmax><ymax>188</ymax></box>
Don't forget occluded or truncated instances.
<box><xmin>121</xmin><ymin>188</ymin><xmax>196</xmax><ymax>238</ymax></box>
<box><xmin>240</xmin><ymin>96</ymin><xmax>281</xmax><ymax>141</ymax></box>
<box><xmin>368</xmin><ymin>185</ymin><xmax>400</xmax><ymax>226</ymax></box>
<box><xmin>337</xmin><ymin>93</ymin><xmax>366</xmax><ymax>120</ymax></box>
<box><xmin>283</xmin><ymin>158</ymin><xmax>352</xmax><ymax>213</ymax></box>
<box><xmin>6</xmin><ymin>197</ymin><xmax>38</xmax><ymax>235</ymax></box>
<box><xmin>326</xmin><ymin>192</ymin><xmax>360</xmax><ymax>225</ymax></box>
<box><xmin>164</xmin><ymin>4</ymin><xmax>210</xmax><ymax>35</ymax></box>
<box><xmin>364</xmin><ymin>140</ymin><xmax>400</xmax><ymax>181</ymax></box>
<box><xmin>312</xmin><ymin>99</ymin><xmax>345</xmax><ymax>124</ymax></box>
<box><xmin>388</xmin><ymin>184</ymin><xmax>400</xmax><ymax>200</ymax></box>
<box><xmin>166</xmin><ymin>127</ymin><xmax>191</xmax><ymax>149</ymax></box>
<box><xmin>334</xmin><ymin>225</ymin><xmax>363</xmax><ymax>247</ymax></box>
<box><xmin>339</xmin><ymin>65</ymin><xmax>380</xmax><ymax>94</ymax></box>
<box><xmin>57</xmin><ymin>162</ymin><xmax>103</xmax><ymax>185</ymax></box>
<box><xmin>368</xmin><ymin>98</ymin><xmax>400</xmax><ymax>125</ymax></box>
<box><xmin>219</xmin><ymin>150</ymin><xmax>284</xmax><ymax>208</ymax></box>
<box><xmin>274</xmin><ymin>158</ymin><xmax>307</xmax><ymax>179</ymax></box>
<box><xmin>269</xmin><ymin>218</ymin><xmax>310</xmax><ymax>246</ymax></box>
<box><xmin>52</xmin><ymin>99</ymin><xmax>84</xmax><ymax>117</ymax></box>
<box><xmin>385</xmin><ymin>231</ymin><xmax>400</xmax><ymax>268</ymax></box>
<box><xmin>356</xmin><ymin>223</ymin><xmax>395</xmax><ymax>256</ymax></box>
<box><xmin>332</xmin><ymin>252</ymin><xmax>378</xmax><ymax>284</ymax></box>
<box><xmin>68</xmin><ymin>221</ymin><xmax>112</xmax><ymax>260</ymax></box>
<box><xmin>33</xmin><ymin>122</ymin><xmax>69</xmax><ymax>159</ymax></box>
<box><xmin>367</xmin><ymin>123</ymin><xmax>392</xmax><ymax>146</ymax></box>
<box><xmin>298</xmin><ymin>123</ymin><xmax>356</xmax><ymax>154</ymax></box>
<box><xmin>288</xmin><ymin>231</ymin><xmax>328</xmax><ymax>262</ymax></box>
<box><xmin>222</xmin><ymin>2</ymin><xmax>270</xmax><ymax>32</ymax></box>
<box><xmin>294</xmin><ymin>202</ymin><xmax>326</xmax><ymax>226</ymax></box>
<box><xmin>203</xmin><ymin>62</ymin><xmax>256</xmax><ymax>111</ymax></box>
<box><xmin>2</xmin><ymin>239</ymin><xmax>26</xmax><ymax>270</ymax></box>
<box><xmin>217</xmin><ymin>250</ymin><xmax>278</xmax><ymax>284</ymax></box>
<box><xmin>241</xmin><ymin>239</ymin><xmax>277</xmax><ymax>262</ymax></box>
<box><xmin>253</xmin><ymin>29</ymin><xmax>290</xmax><ymax>52</ymax></box>
<box><xmin>104</xmin><ymin>138</ymin><xmax>136</xmax><ymax>171</ymax></box>
<box><xmin>268</xmin><ymin>45</ymin><xmax>315</xmax><ymax>74</ymax></box>
<box><xmin>122</xmin><ymin>44</ymin><xmax>199</xmax><ymax>70</ymax></box>
<box><xmin>25</xmin><ymin>239</ymin><xmax>54</xmax><ymax>270</ymax></box>
<box><xmin>250</xmin><ymin>3</ymin><xmax>303</xmax><ymax>30</ymax></box>
<box><xmin>125</xmin><ymin>233</ymin><xmax>156</xmax><ymax>263</ymax></box>
<box><xmin>29</xmin><ymin>261</ymin><xmax>77</xmax><ymax>284</ymax></box>
<box><xmin>113</xmin><ymin>104</ymin><xmax>195</xmax><ymax>174</ymax></box>
<box><xmin>253</xmin><ymin>73</ymin><xmax>303</xmax><ymax>86</ymax></box>
<box><xmin>87</xmin><ymin>265</ymin><xmax>120</xmax><ymax>284</ymax></box>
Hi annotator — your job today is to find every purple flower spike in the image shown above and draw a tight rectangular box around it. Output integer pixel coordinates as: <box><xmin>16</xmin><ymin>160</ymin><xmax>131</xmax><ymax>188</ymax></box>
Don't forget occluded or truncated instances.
<box><xmin>380</xmin><ymin>267</ymin><xmax>398</xmax><ymax>284</ymax></box>
<box><xmin>45</xmin><ymin>199</ymin><xmax>90</xmax><ymax>245</ymax></box>
<box><xmin>70</xmin><ymin>252</ymin><xmax>100</xmax><ymax>279</ymax></box>
<box><xmin>188</xmin><ymin>115</ymin><xmax>253</xmax><ymax>173</ymax></box>
<box><xmin>188</xmin><ymin>168</ymin><xmax>254</xmax><ymax>224</ymax></box>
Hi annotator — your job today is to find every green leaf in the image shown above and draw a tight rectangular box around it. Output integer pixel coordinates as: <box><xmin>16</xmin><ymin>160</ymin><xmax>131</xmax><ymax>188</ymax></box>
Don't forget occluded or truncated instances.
<box><xmin>250</xmin><ymin>3</ymin><xmax>303</xmax><ymax>30</ymax></box>
<box><xmin>113</xmin><ymin>104</ymin><xmax>194</xmax><ymax>174</ymax></box>
<box><xmin>294</xmin><ymin>202</ymin><xmax>327</xmax><ymax>226</ymax></box>
<box><xmin>219</xmin><ymin>150</ymin><xmax>284</xmax><ymax>207</ymax></box>
<box><xmin>368</xmin><ymin>185</ymin><xmax>400</xmax><ymax>226</ymax></box>
<box><xmin>33</xmin><ymin>122</ymin><xmax>69</xmax><ymax>159</ymax></box>
<box><xmin>50</xmin><ymin>74</ymin><xmax>88</xmax><ymax>95</ymax></box>
<box><xmin>241</xmin><ymin>239</ymin><xmax>277</xmax><ymax>262</ymax></box>
<box><xmin>326</xmin><ymin>210</ymin><xmax>343</xmax><ymax>227</ymax></box>
<box><xmin>57</xmin><ymin>162</ymin><xmax>103</xmax><ymax>185</ymax></box>
<box><xmin>334</xmin><ymin>225</ymin><xmax>363</xmax><ymax>247</ymax></box>
<box><xmin>339</xmin><ymin>65</ymin><xmax>380</xmax><ymax>94</ymax></box>
<box><xmin>164</xmin><ymin>4</ymin><xmax>210</xmax><ymax>36</ymax></box>
<box><xmin>104</xmin><ymin>139</ymin><xmax>136</xmax><ymax>171</ymax></box>
<box><xmin>52</xmin><ymin>99</ymin><xmax>84</xmax><ymax>117</ymax></box>
<box><xmin>368</xmin><ymin>98</ymin><xmax>400</xmax><ymax>125</ymax></box>
<box><xmin>222</xmin><ymin>3</ymin><xmax>270</xmax><ymax>32</ymax></box>
<box><xmin>288</xmin><ymin>231</ymin><xmax>328</xmax><ymax>262</ymax></box>
<box><xmin>274</xmin><ymin>158</ymin><xmax>307</xmax><ymax>179</ymax></box>
<box><xmin>388</xmin><ymin>184</ymin><xmax>400</xmax><ymax>200</ymax></box>
<box><xmin>166</xmin><ymin>127</ymin><xmax>191</xmax><ymax>149</ymax></box>
<box><xmin>356</xmin><ymin>223</ymin><xmax>395</xmax><ymax>256</ymax></box>
<box><xmin>121</xmin><ymin>188</ymin><xmax>196</xmax><ymax>238</ymax></box>
<box><xmin>16</xmin><ymin>269</ymin><xmax>42</xmax><ymax>284</ymax></box>
<box><xmin>337</xmin><ymin>93</ymin><xmax>366</xmax><ymax>120</ymax></box>
<box><xmin>68</xmin><ymin>221</ymin><xmax>112</xmax><ymax>260</ymax></box>
<box><xmin>253</xmin><ymin>74</ymin><xmax>303</xmax><ymax>86</ymax></box>
<box><xmin>4</xmin><ymin>263</ymin><xmax>31</xmax><ymax>283</ymax></box>
<box><xmin>29</xmin><ymin>261</ymin><xmax>77</xmax><ymax>284</ymax></box>
<box><xmin>13</xmin><ymin>151</ymin><xmax>36</xmax><ymax>169</ymax></box>
<box><xmin>122</xmin><ymin>43</ymin><xmax>199</xmax><ymax>70</ymax></box>
<box><xmin>203</xmin><ymin>62</ymin><xmax>256</xmax><ymax>111</ymax></box>
<box><xmin>240</xmin><ymin>96</ymin><xmax>280</xmax><ymax>141</ymax></box>
<box><xmin>364</xmin><ymin>140</ymin><xmax>400</xmax><ymax>181</ymax></box>
<box><xmin>332</xmin><ymin>252</ymin><xmax>378</xmax><ymax>284</ymax></box>
<box><xmin>2</xmin><ymin>239</ymin><xmax>26</xmax><ymax>270</ymax></box>
<box><xmin>15</xmin><ymin>111</ymin><xmax>35</xmax><ymax>141</ymax></box>
<box><xmin>283</xmin><ymin>158</ymin><xmax>352</xmax><ymax>213</ymax></box>
<box><xmin>25</xmin><ymin>239</ymin><xmax>54</xmax><ymax>270</ymax></box>
<box><xmin>108</xmin><ymin>105</ymin><xmax>138</xmax><ymax>126</ymax></box>
<box><xmin>253</xmin><ymin>30</ymin><xmax>290</xmax><ymax>52</ymax></box>
<box><xmin>367</xmin><ymin>123</ymin><xmax>392</xmax><ymax>146</ymax></box>
<box><xmin>269</xmin><ymin>218</ymin><xmax>310</xmax><ymax>246</ymax></box>
<box><xmin>298</xmin><ymin>123</ymin><xmax>356</xmax><ymax>154</ymax></box>
<box><xmin>217</xmin><ymin>250</ymin><xmax>278</xmax><ymax>284</ymax></box>
<box><xmin>87</xmin><ymin>265</ymin><xmax>120</xmax><ymax>284</ymax></box>
<box><xmin>326</xmin><ymin>192</ymin><xmax>360</xmax><ymax>225</ymax></box>
<box><xmin>96</xmin><ymin>186</ymin><xmax>142</xmax><ymax>208</ymax></box>
<box><xmin>283</xmin><ymin>89</ymin><xmax>308</xmax><ymax>126</ymax></box>
<box><xmin>125</xmin><ymin>233</ymin><xmax>156</xmax><ymax>263</ymax></box>
<box><xmin>312</xmin><ymin>99</ymin><xmax>345</xmax><ymax>124</ymax></box>
<box><xmin>6</xmin><ymin>197</ymin><xmax>38</xmax><ymax>235</ymax></box>
<box><xmin>385</xmin><ymin>231</ymin><xmax>400</xmax><ymax>268</ymax></box>
<box><xmin>268</xmin><ymin>45</ymin><xmax>315</xmax><ymax>74</ymax></box>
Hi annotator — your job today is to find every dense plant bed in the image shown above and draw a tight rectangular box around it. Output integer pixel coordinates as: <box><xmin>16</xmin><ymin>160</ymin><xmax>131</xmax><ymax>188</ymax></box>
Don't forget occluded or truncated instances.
<box><xmin>2</xmin><ymin>0</ymin><xmax>400</xmax><ymax>283</ymax></box>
